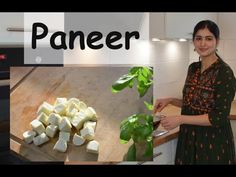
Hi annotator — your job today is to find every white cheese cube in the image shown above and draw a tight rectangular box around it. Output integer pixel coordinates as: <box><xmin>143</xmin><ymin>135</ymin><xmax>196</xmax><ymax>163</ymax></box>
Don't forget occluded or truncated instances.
<box><xmin>66</xmin><ymin>103</ymin><xmax>78</xmax><ymax>117</ymax></box>
<box><xmin>33</xmin><ymin>133</ymin><xmax>49</xmax><ymax>146</ymax></box>
<box><xmin>23</xmin><ymin>130</ymin><xmax>36</xmax><ymax>144</ymax></box>
<box><xmin>37</xmin><ymin>101</ymin><xmax>54</xmax><ymax>116</ymax></box>
<box><xmin>62</xmin><ymin>116</ymin><xmax>72</xmax><ymax>123</ymax></box>
<box><xmin>83</xmin><ymin>121</ymin><xmax>96</xmax><ymax>130</ymax></box>
<box><xmin>84</xmin><ymin>107</ymin><xmax>97</xmax><ymax>121</ymax></box>
<box><xmin>54</xmin><ymin>102</ymin><xmax>67</xmax><ymax>115</ymax></box>
<box><xmin>80</xmin><ymin>126</ymin><xmax>95</xmax><ymax>140</ymax></box>
<box><xmin>78</xmin><ymin>101</ymin><xmax>87</xmax><ymax>111</ymax></box>
<box><xmin>37</xmin><ymin>112</ymin><xmax>49</xmax><ymax>126</ymax></box>
<box><xmin>71</xmin><ymin>111</ymin><xmax>86</xmax><ymax>130</ymax></box>
<box><xmin>73</xmin><ymin>133</ymin><xmax>85</xmax><ymax>146</ymax></box>
<box><xmin>86</xmin><ymin>140</ymin><xmax>99</xmax><ymax>154</ymax></box>
<box><xmin>59</xmin><ymin>131</ymin><xmax>70</xmax><ymax>142</ymax></box>
<box><xmin>54</xmin><ymin>97</ymin><xmax>67</xmax><ymax>106</ymax></box>
<box><xmin>45</xmin><ymin>125</ymin><xmax>58</xmax><ymax>138</ymax></box>
<box><xmin>67</xmin><ymin>98</ymin><xmax>80</xmax><ymax>107</ymax></box>
<box><xmin>48</xmin><ymin>113</ymin><xmax>62</xmax><ymax>126</ymax></box>
<box><xmin>30</xmin><ymin>119</ymin><xmax>45</xmax><ymax>134</ymax></box>
<box><xmin>67</xmin><ymin>108</ymin><xmax>78</xmax><ymax>118</ymax></box>
<box><xmin>53</xmin><ymin>139</ymin><xmax>67</xmax><ymax>152</ymax></box>
<box><xmin>59</xmin><ymin>117</ymin><xmax>72</xmax><ymax>132</ymax></box>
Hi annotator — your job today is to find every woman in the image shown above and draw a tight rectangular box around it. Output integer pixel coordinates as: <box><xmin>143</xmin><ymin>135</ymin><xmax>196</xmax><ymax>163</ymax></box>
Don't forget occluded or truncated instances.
<box><xmin>154</xmin><ymin>20</ymin><xmax>236</xmax><ymax>164</ymax></box>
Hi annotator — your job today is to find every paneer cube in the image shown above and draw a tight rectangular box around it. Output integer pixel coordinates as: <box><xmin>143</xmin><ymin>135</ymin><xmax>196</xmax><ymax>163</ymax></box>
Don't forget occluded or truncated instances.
<box><xmin>53</xmin><ymin>139</ymin><xmax>67</xmax><ymax>152</ymax></box>
<box><xmin>67</xmin><ymin>108</ymin><xmax>78</xmax><ymax>118</ymax></box>
<box><xmin>33</xmin><ymin>133</ymin><xmax>49</xmax><ymax>146</ymax></box>
<box><xmin>54</xmin><ymin>97</ymin><xmax>67</xmax><ymax>106</ymax></box>
<box><xmin>37</xmin><ymin>101</ymin><xmax>54</xmax><ymax>116</ymax></box>
<box><xmin>23</xmin><ymin>130</ymin><xmax>36</xmax><ymax>144</ymax></box>
<box><xmin>67</xmin><ymin>98</ymin><xmax>80</xmax><ymax>107</ymax></box>
<box><xmin>86</xmin><ymin>140</ymin><xmax>99</xmax><ymax>154</ymax></box>
<box><xmin>54</xmin><ymin>102</ymin><xmax>67</xmax><ymax>115</ymax></box>
<box><xmin>46</xmin><ymin>125</ymin><xmax>58</xmax><ymax>138</ymax></box>
<box><xmin>71</xmin><ymin>111</ymin><xmax>86</xmax><ymax>130</ymax></box>
<box><xmin>48</xmin><ymin>113</ymin><xmax>62</xmax><ymax>126</ymax></box>
<box><xmin>80</xmin><ymin>126</ymin><xmax>95</xmax><ymax>140</ymax></box>
<box><xmin>73</xmin><ymin>133</ymin><xmax>85</xmax><ymax>146</ymax></box>
<box><xmin>78</xmin><ymin>101</ymin><xmax>87</xmax><ymax>111</ymax></box>
<box><xmin>84</xmin><ymin>107</ymin><xmax>97</xmax><ymax>121</ymax></box>
<box><xmin>30</xmin><ymin>119</ymin><xmax>45</xmax><ymax>134</ymax></box>
<box><xmin>37</xmin><ymin>112</ymin><xmax>49</xmax><ymax>126</ymax></box>
<box><xmin>59</xmin><ymin>117</ymin><xmax>72</xmax><ymax>132</ymax></box>
<box><xmin>59</xmin><ymin>131</ymin><xmax>70</xmax><ymax>142</ymax></box>
<box><xmin>66</xmin><ymin>102</ymin><xmax>78</xmax><ymax>117</ymax></box>
<box><xmin>83</xmin><ymin>121</ymin><xmax>97</xmax><ymax>130</ymax></box>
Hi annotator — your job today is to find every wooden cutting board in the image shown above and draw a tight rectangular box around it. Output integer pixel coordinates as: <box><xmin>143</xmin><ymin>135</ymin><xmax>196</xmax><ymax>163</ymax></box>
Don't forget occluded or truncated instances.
<box><xmin>10</xmin><ymin>67</ymin><xmax>147</xmax><ymax>162</ymax></box>
<box><xmin>10</xmin><ymin>67</ymin><xmax>35</xmax><ymax>90</ymax></box>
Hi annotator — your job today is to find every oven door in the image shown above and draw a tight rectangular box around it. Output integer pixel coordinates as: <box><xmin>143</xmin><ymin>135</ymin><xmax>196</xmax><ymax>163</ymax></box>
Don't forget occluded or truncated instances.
<box><xmin>0</xmin><ymin>67</ymin><xmax>9</xmax><ymax>121</ymax></box>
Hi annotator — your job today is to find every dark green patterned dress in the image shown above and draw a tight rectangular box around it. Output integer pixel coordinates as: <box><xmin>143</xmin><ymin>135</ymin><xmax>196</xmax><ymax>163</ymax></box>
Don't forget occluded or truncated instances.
<box><xmin>175</xmin><ymin>58</ymin><xmax>236</xmax><ymax>164</ymax></box>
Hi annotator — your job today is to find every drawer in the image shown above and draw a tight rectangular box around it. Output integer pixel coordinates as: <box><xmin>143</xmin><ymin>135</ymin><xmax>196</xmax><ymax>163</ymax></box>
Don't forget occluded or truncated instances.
<box><xmin>154</xmin><ymin>141</ymin><xmax>172</xmax><ymax>164</ymax></box>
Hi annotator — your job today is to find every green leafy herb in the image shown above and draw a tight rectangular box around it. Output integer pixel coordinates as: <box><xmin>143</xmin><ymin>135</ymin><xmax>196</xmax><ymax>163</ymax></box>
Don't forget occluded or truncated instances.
<box><xmin>120</xmin><ymin>114</ymin><xmax>153</xmax><ymax>160</ymax></box>
<box><xmin>111</xmin><ymin>67</ymin><xmax>153</xmax><ymax>98</ymax></box>
<box><xmin>111</xmin><ymin>66</ymin><xmax>154</xmax><ymax>161</ymax></box>
<box><xmin>144</xmin><ymin>101</ymin><xmax>154</xmax><ymax>111</ymax></box>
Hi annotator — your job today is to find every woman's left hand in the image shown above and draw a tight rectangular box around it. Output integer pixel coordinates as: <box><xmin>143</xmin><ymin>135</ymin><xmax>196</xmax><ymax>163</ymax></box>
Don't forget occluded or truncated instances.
<box><xmin>160</xmin><ymin>115</ymin><xmax>182</xmax><ymax>131</ymax></box>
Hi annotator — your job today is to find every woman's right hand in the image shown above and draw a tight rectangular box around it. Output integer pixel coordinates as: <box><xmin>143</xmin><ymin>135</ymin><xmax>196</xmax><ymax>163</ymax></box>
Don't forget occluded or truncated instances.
<box><xmin>153</xmin><ymin>98</ymin><xmax>172</xmax><ymax>114</ymax></box>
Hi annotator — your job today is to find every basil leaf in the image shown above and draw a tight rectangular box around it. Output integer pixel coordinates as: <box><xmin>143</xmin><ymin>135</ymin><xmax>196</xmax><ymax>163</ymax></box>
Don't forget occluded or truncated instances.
<box><xmin>111</xmin><ymin>74</ymin><xmax>136</xmax><ymax>93</ymax></box>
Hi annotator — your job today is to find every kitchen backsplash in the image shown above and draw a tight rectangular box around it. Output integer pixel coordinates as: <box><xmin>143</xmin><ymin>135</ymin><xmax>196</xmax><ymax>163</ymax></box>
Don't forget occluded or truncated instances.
<box><xmin>152</xmin><ymin>41</ymin><xmax>189</xmax><ymax>100</ymax></box>
<box><xmin>153</xmin><ymin>39</ymin><xmax>236</xmax><ymax>100</ymax></box>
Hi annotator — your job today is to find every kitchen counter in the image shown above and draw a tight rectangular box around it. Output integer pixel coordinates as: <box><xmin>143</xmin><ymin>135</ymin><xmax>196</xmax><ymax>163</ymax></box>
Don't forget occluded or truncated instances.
<box><xmin>154</xmin><ymin>101</ymin><xmax>236</xmax><ymax>147</ymax></box>
<box><xmin>10</xmin><ymin>67</ymin><xmax>143</xmax><ymax>163</ymax></box>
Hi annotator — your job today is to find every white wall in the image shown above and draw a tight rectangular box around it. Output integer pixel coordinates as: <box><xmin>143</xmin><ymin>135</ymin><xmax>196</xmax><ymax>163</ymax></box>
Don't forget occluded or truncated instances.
<box><xmin>153</xmin><ymin>39</ymin><xmax>236</xmax><ymax>101</ymax></box>
<box><xmin>150</xmin><ymin>40</ymin><xmax>236</xmax><ymax>100</ymax></box>
<box><xmin>152</xmin><ymin>41</ymin><xmax>189</xmax><ymax>100</ymax></box>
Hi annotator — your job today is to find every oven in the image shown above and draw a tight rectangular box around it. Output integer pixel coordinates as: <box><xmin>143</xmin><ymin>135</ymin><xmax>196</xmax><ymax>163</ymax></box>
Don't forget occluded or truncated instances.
<box><xmin>0</xmin><ymin>67</ymin><xmax>9</xmax><ymax>120</ymax></box>
<box><xmin>0</xmin><ymin>47</ymin><xmax>21</xmax><ymax>122</ymax></box>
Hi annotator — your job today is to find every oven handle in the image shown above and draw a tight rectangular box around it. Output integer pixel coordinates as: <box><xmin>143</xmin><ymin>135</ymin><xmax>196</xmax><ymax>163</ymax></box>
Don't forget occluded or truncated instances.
<box><xmin>0</xmin><ymin>80</ymin><xmax>9</xmax><ymax>86</ymax></box>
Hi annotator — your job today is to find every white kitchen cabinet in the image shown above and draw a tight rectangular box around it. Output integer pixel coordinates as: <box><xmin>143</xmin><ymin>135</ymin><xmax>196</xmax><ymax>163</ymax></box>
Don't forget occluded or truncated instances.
<box><xmin>218</xmin><ymin>13</ymin><xmax>236</xmax><ymax>39</ymax></box>
<box><xmin>149</xmin><ymin>13</ymin><xmax>165</xmax><ymax>40</ymax></box>
<box><xmin>117</xmin><ymin>138</ymin><xmax>178</xmax><ymax>165</ymax></box>
<box><xmin>0</xmin><ymin>13</ymin><xmax>64</xmax><ymax>46</ymax></box>
<box><xmin>153</xmin><ymin>138</ymin><xmax>178</xmax><ymax>164</ymax></box>
<box><xmin>149</xmin><ymin>13</ymin><xmax>217</xmax><ymax>40</ymax></box>
<box><xmin>165</xmin><ymin>13</ymin><xmax>217</xmax><ymax>39</ymax></box>
<box><xmin>0</xmin><ymin>13</ymin><xmax>24</xmax><ymax>45</ymax></box>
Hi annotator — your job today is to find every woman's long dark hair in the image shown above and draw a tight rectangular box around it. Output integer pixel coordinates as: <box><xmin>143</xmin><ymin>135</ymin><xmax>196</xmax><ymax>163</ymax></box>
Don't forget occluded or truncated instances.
<box><xmin>192</xmin><ymin>20</ymin><xmax>220</xmax><ymax>41</ymax></box>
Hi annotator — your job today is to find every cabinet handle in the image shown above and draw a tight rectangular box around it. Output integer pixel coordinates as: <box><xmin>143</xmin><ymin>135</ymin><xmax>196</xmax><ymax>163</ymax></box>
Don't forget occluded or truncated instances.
<box><xmin>136</xmin><ymin>152</ymin><xmax>163</xmax><ymax>165</ymax></box>
<box><xmin>153</xmin><ymin>152</ymin><xmax>163</xmax><ymax>158</ymax></box>
<box><xmin>6</xmin><ymin>27</ymin><xmax>24</xmax><ymax>32</ymax></box>
<box><xmin>6</xmin><ymin>27</ymin><xmax>61</xmax><ymax>33</ymax></box>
